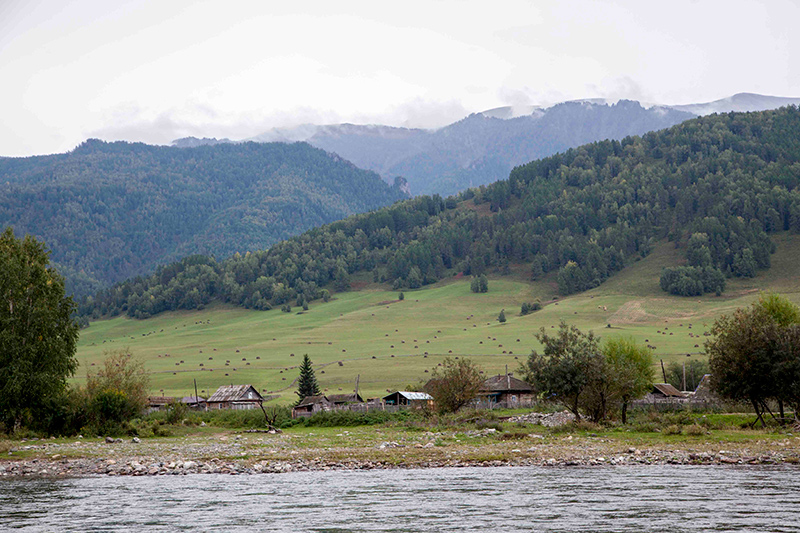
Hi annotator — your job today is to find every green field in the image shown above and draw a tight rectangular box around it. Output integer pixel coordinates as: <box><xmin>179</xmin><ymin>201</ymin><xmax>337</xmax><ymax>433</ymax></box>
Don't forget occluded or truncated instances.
<box><xmin>75</xmin><ymin>234</ymin><xmax>800</xmax><ymax>403</ymax></box>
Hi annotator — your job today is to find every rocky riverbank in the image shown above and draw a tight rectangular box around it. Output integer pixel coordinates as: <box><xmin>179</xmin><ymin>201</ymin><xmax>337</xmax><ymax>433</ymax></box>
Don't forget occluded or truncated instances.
<box><xmin>2</xmin><ymin>427</ymin><xmax>799</xmax><ymax>477</ymax></box>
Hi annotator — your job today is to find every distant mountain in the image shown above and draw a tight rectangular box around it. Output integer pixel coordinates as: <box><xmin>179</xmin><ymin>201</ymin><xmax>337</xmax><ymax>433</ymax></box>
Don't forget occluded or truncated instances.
<box><xmin>670</xmin><ymin>92</ymin><xmax>800</xmax><ymax>116</ymax></box>
<box><xmin>227</xmin><ymin>93</ymin><xmax>799</xmax><ymax>197</ymax></box>
<box><xmin>0</xmin><ymin>140</ymin><xmax>408</xmax><ymax>298</ymax></box>
<box><xmin>292</xmin><ymin>100</ymin><xmax>694</xmax><ymax>196</ymax></box>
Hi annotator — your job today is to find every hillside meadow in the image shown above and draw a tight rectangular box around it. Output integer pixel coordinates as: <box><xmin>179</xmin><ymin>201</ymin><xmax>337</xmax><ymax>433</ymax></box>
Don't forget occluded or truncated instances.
<box><xmin>74</xmin><ymin>234</ymin><xmax>800</xmax><ymax>403</ymax></box>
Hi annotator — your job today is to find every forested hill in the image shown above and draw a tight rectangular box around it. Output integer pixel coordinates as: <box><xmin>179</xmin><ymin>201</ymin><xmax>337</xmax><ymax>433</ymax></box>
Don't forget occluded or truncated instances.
<box><xmin>82</xmin><ymin>107</ymin><xmax>800</xmax><ymax>319</ymax></box>
<box><xmin>0</xmin><ymin>140</ymin><xmax>408</xmax><ymax>298</ymax></box>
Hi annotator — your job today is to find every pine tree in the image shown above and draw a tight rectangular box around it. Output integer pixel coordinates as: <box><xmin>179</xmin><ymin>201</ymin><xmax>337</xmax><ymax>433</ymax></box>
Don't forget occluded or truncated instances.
<box><xmin>498</xmin><ymin>309</ymin><xmax>506</xmax><ymax>324</ymax></box>
<box><xmin>295</xmin><ymin>354</ymin><xmax>321</xmax><ymax>404</ymax></box>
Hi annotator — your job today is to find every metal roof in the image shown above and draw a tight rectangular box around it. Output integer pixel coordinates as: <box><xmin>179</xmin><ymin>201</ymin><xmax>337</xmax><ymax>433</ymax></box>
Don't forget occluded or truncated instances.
<box><xmin>653</xmin><ymin>383</ymin><xmax>685</xmax><ymax>397</ymax></box>
<box><xmin>207</xmin><ymin>385</ymin><xmax>262</xmax><ymax>403</ymax></box>
<box><xmin>384</xmin><ymin>391</ymin><xmax>433</xmax><ymax>401</ymax></box>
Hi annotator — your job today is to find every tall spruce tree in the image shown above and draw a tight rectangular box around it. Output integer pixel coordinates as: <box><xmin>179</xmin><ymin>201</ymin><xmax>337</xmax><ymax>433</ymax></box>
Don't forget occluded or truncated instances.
<box><xmin>295</xmin><ymin>354</ymin><xmax>321</xmax><ymax>404</ymax></box>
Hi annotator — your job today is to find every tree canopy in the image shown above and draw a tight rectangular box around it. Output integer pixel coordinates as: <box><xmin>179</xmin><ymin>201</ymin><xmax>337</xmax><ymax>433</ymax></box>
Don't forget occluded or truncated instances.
<box><xmin>0</xmin><ymin>228</ymin><xmax>79</xmax><ymax>431</ymax></box>
<box><xmin>424</xmin><ymin>357</ymin><xmax>484</xmax><ymax>414</ymax></box>
<box><xmin>707</xmin><ymin>293</ymin><xmax>800</xmax><ymax>425</ymax></box>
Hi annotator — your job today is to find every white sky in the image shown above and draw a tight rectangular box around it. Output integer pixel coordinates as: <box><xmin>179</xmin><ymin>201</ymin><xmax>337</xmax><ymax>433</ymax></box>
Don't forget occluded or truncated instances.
<box><xmin>1</xmin><ymin>0</ymin><xmax>798</xmax><ymax>157</ymax></box>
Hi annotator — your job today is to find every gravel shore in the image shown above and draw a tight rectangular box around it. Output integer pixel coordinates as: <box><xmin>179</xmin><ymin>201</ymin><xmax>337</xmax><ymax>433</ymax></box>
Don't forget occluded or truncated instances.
<box><xmin>2</xmin><ymin>427</ymin><xmax>799</xmax><ymax>477</ymax></box>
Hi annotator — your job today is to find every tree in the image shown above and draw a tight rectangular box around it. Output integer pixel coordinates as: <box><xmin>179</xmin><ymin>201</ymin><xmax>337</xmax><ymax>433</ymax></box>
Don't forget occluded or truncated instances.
<box><xmin>0</xmin><ymin>228</ymin><xmax>79</xmax><ymax>431</ymax></box>
<box><xmin>521</xmin><ymin>322</ymin><xmax>602</xmax><ymax>421</ymax></box>
<box><xmin>425</xmin><ymin>357</ymin><xmax>484</xmax><ymax>414</ymax></box>
<box><xmin>706</xmin><ymin>293</ymin><xmax>800</xmax><ymax>426</ymax></box>
<box><xmin>602</xmin><ymin>338</ymin><xmax>654</xmax><ymax>424</ymax></box>
<box><xmin>85</xmin><ymin>349</ymin><xmax>150</xmax><ymax>433</ymax></box>
<box><xmin>498</xmin><ymin>309</ymin><xmax>506</xmax><ymax>324</ymax></box>
<box><xmin>295</xmin><ymin>354</ymin><xmax>321</xmax><ymax>404</ymax></box>
<box><xmin>399</xmin><ymin>291</ymin><xmax>405</xmax><ymax>301</ymax></box>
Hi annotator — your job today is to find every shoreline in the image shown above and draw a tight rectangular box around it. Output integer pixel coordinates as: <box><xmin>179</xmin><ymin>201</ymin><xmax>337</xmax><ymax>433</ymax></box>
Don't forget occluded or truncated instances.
<box><xmin>2</xmin><ymin>430</ymin><xmax>799</xmax><ymax>478</ymax></box>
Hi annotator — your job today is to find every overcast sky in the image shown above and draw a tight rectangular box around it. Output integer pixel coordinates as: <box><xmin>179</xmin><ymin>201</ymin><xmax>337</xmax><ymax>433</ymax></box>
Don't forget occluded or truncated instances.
<box><xmin>1</xmin><ymin>0</ymin><xmax>798</xmax><ymax>157</ymax></box>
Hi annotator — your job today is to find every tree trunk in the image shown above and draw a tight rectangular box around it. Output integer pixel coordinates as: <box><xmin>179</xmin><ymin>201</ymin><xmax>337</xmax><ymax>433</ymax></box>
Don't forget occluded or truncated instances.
<box><xmin>750</xmin><ymin>398</ymin><xmax>765</xmax><ymax>428</ymax></box>
<box><xmin>778</xmin><ymin>398</ymin><xmax>785</xmax><ymax>423</ymax></box>
<box><xmin>621</xmin><ymin>398</ymin><xmax>629</xmax><ymax>425</ymax></box>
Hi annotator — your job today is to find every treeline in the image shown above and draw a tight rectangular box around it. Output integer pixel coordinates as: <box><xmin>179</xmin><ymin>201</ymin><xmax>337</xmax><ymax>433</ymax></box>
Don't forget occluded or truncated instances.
<box><xmin>0</xmin><ymin>139</ymin><xmax>408</xmax><ymax>298</ymax></box>
<box><xmin>80</xmin><ymin>107</ymin><xmax>800</xmax><ymax>319</ymax></box>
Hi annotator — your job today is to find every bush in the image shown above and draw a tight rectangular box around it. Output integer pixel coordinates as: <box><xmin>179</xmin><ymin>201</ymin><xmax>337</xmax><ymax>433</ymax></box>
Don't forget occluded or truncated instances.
<box><xmin>165</xmin><ymin>400</ymin><xmax>188</xmax><ymax>425</ymax></box>
<box><xmin>684</xmin><ymin>424</ymin><xmax>706</xmax><ymax>436</ymax></box>
<box><xmin>663</xmin><ymin>424</ymin><xmax>682</xmax><ymax>435</ymax></box>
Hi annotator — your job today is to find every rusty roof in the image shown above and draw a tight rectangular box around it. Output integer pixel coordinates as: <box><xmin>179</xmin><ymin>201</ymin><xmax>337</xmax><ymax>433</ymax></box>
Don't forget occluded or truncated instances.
<box><xmin>479</xmin><ymin>374</ymin><xmax>533</xmax><ymax>393</ymax></box>
<box><xmin>653</xmin><ymin>383</ymin><xmax>685</xmax><ymax>397</ymax></box>
<box><xmin>207</xmin><ymin>385</ymin><xmax>262</xmax><ymax>403</ymax></box>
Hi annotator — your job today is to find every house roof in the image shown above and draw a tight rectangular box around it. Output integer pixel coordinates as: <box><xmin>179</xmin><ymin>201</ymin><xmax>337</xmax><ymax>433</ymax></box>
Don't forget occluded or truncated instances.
<box><xmin>383</xmin><ymin>391</ymin><xmax>433</xmax><ymax>401</ymax></box>
<box><xmin>327</xmin><ymin>393</ymin><xmax>364</xmax><ymax>404</ymax></box>
<box><xmin>180</xmin><ymin>396</ymin><xmax>206</xmax><ymax>404</ymax></box>
<box><xmin>147</xmin><ymin>396</ymin><xmax>176</xmax><ymax>406</ymax></box>
<box><xmin>207</xmin><ymin>385</ymin><xmax>262</xmax><ymax>403</ymax></box>
<box><xmin>295</xmin><ymin>395</ymin><xmax>330</xmax><ymax>408</ymax></box>
<box><xmin>479</xmin><ymin>374</ymin><xmax>533</xmax><ymax>393</ymax></box>
<box><xmin>652</xmin><ymin>383</ymin><xmax>685</xmax><ymax>397</ymax></box>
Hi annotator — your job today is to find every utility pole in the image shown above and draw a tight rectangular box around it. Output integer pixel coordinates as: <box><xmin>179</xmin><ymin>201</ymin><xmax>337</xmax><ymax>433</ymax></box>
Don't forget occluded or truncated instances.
<box><xmin>682</xmin><ymin>361</ymin><xmax>686</xmax><ymax>392</ymax></box>
<box><xmin>355</xmin><ymin>374</ymin><xmax>360</xmax><ymax>398</ymax></box>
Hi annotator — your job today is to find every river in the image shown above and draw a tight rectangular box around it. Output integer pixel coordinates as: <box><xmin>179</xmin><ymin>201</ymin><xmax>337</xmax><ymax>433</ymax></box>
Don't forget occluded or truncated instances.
<box><xmin>2</xmin><ymin>465</ymin><xmax>799</xmax><ymax>532</ymax></box>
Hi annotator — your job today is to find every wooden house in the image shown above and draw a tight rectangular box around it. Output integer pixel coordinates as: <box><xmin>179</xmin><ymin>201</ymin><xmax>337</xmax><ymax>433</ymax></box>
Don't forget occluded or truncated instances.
<box><xmin>292</xmin><ymin>395</ymin><xmax>333</xmax><ymax>417</ymax></box>
<box><xmin>206</xmin><ymin>385</ymin><xmax>263</xmax><ymax>410</ymax></box>
<box><xmin>146</xmin><ymin>396</ymin><xmax>176</xmax><ymax>413</ymax></box>
<box><xmin>180</xmin><ymin>395</ymin><xmax>207</xmax><ymax>410</ymax></box>
<box><xmin>382</xmin><ymin>391</ymin><xmax>434</xmax><ymax>409</ymax></box>
<box><xmin>478</xmin><ymin>373</ymin><xmax>534</xmax><ymax>407</ymax></box>
<box><xmin>327</xmin><ymin>393</ymin><xmax>364</xmax><ymax>406</ymax></box>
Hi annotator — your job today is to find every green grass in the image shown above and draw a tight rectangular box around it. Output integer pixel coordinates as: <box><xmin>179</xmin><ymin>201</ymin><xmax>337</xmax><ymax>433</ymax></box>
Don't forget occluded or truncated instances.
<box><xmin>75</xmin><ymin>234</ymin><xmax>800</xmax><ymax>403</ymax></box>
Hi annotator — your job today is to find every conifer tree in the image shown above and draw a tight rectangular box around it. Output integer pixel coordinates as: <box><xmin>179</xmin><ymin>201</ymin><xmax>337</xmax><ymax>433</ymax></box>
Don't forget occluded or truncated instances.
<box><xmin>498</xmin><ymin>309</ymin><xmax>506</xmax><ymax>324</ymax></box>
<box><xmin>295</xmin><ymin>354</ymin><xmax>321</xmax><ymax>404</ymax></box>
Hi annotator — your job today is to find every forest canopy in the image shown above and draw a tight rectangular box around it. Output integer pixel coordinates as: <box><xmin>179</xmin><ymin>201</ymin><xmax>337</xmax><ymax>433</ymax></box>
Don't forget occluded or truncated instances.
<box><xmin>79</xmin><ymin>107</ymin><xmax>800</xmax><ymax>319</ymax></box>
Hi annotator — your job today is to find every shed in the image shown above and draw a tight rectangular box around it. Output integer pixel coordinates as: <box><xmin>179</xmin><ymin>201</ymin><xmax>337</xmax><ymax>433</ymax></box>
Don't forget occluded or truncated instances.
<box><xmin>293</xmin><ymin>395</ymin><xmax>333</xmax><ymax>417</ymax></box>
<box><xmin>382</xmin><ymin>391</ymin><xmax>434</xmax><ymax>409</ymax></box>
<box><xmin>652</xmin><ymin>383</ymin><xmax>686</xmax><ymax>398</ymax></box>
<box><xmin>478</xmin><ymin>373</ymin><xmax>534</xmax><ymax>407</ymax></box>
<box><xmin>180</xmin><ymin>395</ymin><xmax>207</xmax><ymax>410</ymax></box>
<box><xmin>327</xmin><ymin>393</ymin><xmax>364</xmax><ymax>406</ymax></box>
<box><xmin>147</xmin><ymin>396</ymin><xmax>176</xmax><ymax>412</ymax></box>
<box><xmin>206</xmin><ymin>385</ymin><xmax>263</xmax><ymax>410</ymax></box>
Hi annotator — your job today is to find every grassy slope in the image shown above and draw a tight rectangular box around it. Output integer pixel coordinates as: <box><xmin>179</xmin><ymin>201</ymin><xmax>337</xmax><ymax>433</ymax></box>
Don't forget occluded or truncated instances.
<box><xmin>75</xmin><ymin>233</ymin><xmax>800</xmax><ymax>403</ymax></box>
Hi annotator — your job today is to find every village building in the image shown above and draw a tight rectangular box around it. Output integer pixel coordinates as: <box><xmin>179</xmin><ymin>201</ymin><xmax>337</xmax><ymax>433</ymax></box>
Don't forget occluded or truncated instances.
<box><xmin>639</xmin><ymin>383</ymin><xmax>687</xmax><ymax>404</ymax></box>
<box><xmin>382</xmin><ymin>391</ymin><xmax>434</xmax><ymax>409</ymax></box>
<box><xmin>477</xmin><ymin>373</ymin><xmax>534</xmax><ymax>408</ymax></box>
<box><xmin>292</xmin><ymin>395</ymin><xmax>333</xmax><ymax>417</ymax></box>
<box><xmin>327</xmin><ymin>392</ymin><xmax>364</xmax><ymax>406</ymax></box>
<box><xmin>146</xmin><ymin>396</ymin><xmax>176</xmax><ymax>412</ymax></box>
<box><xmin>292</xmin><ymin>393</ymin><xmax>366</xmax><ymax>418</ymax></box>
<box><xmin>206</xmin><ymin>384</ymin><xmax>263</xmax><ymax>410</ymax></box>
<box><xmin>180</xmin><ymin>395</ymin><xmax>207</xmax><ymax>410</ymax></box>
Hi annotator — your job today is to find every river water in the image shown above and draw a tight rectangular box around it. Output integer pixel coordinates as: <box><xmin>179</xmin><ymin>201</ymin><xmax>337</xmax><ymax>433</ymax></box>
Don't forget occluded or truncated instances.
<box><xmin>1</xmin><ymin>465</ymin><xmax>799</xmax><ymax>532</ymax></box>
